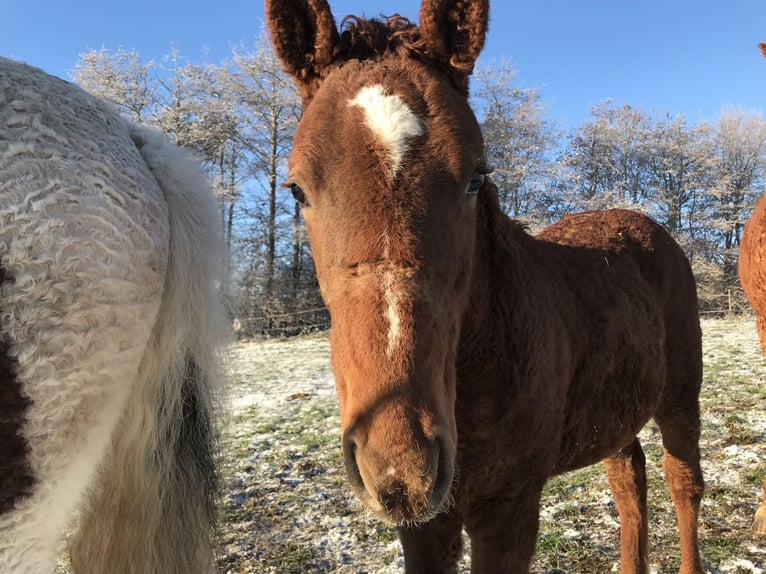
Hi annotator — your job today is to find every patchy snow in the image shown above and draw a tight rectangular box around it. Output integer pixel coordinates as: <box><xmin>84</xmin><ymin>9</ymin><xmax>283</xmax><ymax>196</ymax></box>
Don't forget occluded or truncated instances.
<box><xmin>212</xmin><ymin>318</ymin><xmax>766</xmax><ymax>573</ymax></box>
<box><xmin>55</xmin><ymin>318</ymin><xmax>766</xmax><ymax>573</ymax></box>
<box><xmin>719</xmin><ymin>558</ymin><xmax>763</xmax><ymax>573</ymax></box>
<box><xmin>213</xmin><ymin>319</ymin><xmax>766</xmax><ymax>574</ymax></box>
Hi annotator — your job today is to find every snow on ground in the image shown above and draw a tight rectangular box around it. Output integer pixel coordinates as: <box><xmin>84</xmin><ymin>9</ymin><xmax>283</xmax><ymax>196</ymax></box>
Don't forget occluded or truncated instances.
<box><xmin>216</xmin><ymin>318</ymin><xmax>766</xmax><ymax>573</ymax></box>
<box><xmin>52</xmin><ymin>318</ymin><xmax>765</xmax><ymax>573</ymax></box>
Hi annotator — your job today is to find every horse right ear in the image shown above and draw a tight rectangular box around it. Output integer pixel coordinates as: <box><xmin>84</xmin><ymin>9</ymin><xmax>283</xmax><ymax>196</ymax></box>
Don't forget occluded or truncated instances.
<box><xmin>759</xmin><ymin>42</ymin><xmax>766</xmax><ymax>59</ymax></box>
<box><xmin>265</xmin><ymin>0</ymin><xmax>340</xmax><ymax>102</ymax></box>
<box><xmin>419</xmin><ymin>0</ymin><xmax>489</xmax><ymax>94</ymax></box>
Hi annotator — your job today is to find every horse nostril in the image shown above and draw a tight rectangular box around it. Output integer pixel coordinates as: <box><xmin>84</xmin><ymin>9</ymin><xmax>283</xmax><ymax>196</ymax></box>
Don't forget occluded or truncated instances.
<box><xmin>342</xmin><ymin>428</ymin><xmax>364</xmax><ymax>491</ymax></box>
<box><xmin>342</xmin><ymin>428</ymin><xmax>357</xmax><ymax>463</ymax></box>
<box><xmin>342</xmin><ymin>427</ymin><xmax>454</xmax><ymax>521</ymax></box>
<box><xmin>429</xmin><ymin>437</ymin><xmax>454</xmax><ymax>507</ymax></box>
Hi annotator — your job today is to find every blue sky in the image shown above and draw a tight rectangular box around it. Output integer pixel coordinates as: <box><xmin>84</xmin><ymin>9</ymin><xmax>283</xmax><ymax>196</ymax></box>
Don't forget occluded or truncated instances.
<box><xmin>2</xmin><ymin>1</ymin><xmax>765</xmax><ymax>128</ymax></box>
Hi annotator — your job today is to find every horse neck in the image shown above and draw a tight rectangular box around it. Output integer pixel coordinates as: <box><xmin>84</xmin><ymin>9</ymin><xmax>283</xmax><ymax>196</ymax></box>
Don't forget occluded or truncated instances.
<box><xmin>459</xmin><ymin>183</ymin><xmax>533</xmax><ymax>353</ymax></box>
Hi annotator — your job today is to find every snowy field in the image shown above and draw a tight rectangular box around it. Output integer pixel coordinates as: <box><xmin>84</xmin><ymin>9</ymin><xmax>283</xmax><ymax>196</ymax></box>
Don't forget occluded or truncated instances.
<box><xmin>217</xmin><ymin>317</ymin><xmax>766</xmax><ymax>574</ymax></box>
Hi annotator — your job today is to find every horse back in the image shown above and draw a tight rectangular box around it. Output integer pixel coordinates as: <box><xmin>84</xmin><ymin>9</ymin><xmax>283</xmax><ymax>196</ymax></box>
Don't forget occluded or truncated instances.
<box><xmin>537</xmin><ymin>208</ymin><xmax>697</xmax><ymax>319</ymax></box>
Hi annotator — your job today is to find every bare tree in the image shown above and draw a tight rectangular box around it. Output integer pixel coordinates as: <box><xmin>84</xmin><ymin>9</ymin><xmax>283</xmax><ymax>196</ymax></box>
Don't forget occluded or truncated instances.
<box><xmin>645</xmin><ymin>114</ymin><xmax>711</xmax><ymax>256</ymax></box>
<box><xmin>175</xmin><ymin>60</ymin><xmax>245</xmax><ymax>254</ymax></box>
<box><xmin>73</xmin><ymin>48</ymin><xmax>157</xmax><ymax>124</ymax></box>
<box><xmin>558</xmin><ymin>101</ymin><xmax>652</xmax><ymax>215</ymax></box>
<box><xmin>225</xmin><ymin>32</ymin><xmax>324</xmax><ymax>334</ymax></box>
<box><xmin>472</xmin><ymin>61</ymin><xmax>558</xmax><ymax>223</ymax></box>
<box><xmin>231</xmin><ymin>33</ymin><xmax>300</xmax><ymax>295</ymax></box>
<box><xmin>704</xmin><ymin>108</ymin><xmax>766</xmax><ymax>280</ymax></box>
<box><xmin>72</xmin><ymin>46</ymin><xmax>766</xmax><ymax>325</ymax></box>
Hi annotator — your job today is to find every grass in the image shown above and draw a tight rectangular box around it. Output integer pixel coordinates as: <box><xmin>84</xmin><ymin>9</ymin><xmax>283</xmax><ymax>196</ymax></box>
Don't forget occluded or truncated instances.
<box><xmin>215</xmin><ymin>317</ymin><xmax>766</xmax><ymax>573</ymax></box>
<box><xmin>54</xmin><ymin>318</ymin><xmax>766</xmax><ymax>573</ymax></box>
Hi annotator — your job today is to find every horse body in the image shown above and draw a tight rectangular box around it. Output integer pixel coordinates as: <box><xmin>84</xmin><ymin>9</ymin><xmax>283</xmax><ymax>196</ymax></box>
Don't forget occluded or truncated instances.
<box><xmin>737</xmin><ymin>41</ymin><xmax>766</xmax><ymax>536</ymax></box>
<box><xmin>0</xmin><ymin>57</ymin><xmax>224</xmax><ymax>573</ymax></box>
<box><xmin>739</xmin><ymin>191</ymin><xmax>766</xmax><ymax>535</ymax></box>
<box><xmin>450</xmin><ymin>206</ymin><xmax>703</xmax><ymax>570</ymax></box>
<box><xmin>267</xmin><ymin>2</ymin><xmax>703</xmax><ymax>572</ymax></box>
<box><xmin>459</xmin><ymin>209</ymin><xmax>672</xmax><ymax>472</ymax></box>
<box><xmin>442</xmin><ymin>196</ymin><xmax>703</xmax><ymax>574</ymax></box>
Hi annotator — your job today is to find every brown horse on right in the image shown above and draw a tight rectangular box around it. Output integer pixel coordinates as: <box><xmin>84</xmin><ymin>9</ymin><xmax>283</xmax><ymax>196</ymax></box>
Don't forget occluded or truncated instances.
<box><xmin>267</xmin><ymin>1</ymin><xmax>705</xmax><ymax>571</ymax></box>
<box><xmin>737</xmin><ymin>41</ymin><xmax>766</xmax><ymax>537</ymax></box>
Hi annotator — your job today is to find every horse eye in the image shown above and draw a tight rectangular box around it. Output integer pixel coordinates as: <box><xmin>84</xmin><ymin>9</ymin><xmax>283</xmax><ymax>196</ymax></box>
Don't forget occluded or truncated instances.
<box><xmin>289</xmin><ymin>182</ymin><xmax>309</xmax><ymax>206</ymax></box>
<box><xmin>467</xmin><ymin>173</ymin><xmax>484</xmax><ymax>196</ymax></box>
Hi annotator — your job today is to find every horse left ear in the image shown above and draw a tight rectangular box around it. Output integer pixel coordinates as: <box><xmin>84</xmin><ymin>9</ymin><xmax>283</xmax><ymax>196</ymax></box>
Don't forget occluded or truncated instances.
<box><xmin>265</xmin><ymin>0</ymin><xmax>340</xmax><ymax>102</ymax></box>
<box><xmin>419</xmin><ymin>0</ymin><xmax>489</xmax><ymax>93</ymax></box>
<box><xmin>759</xmin><ymin>42</ymin><xmax>766</xmax><ymax>59</ymax></box>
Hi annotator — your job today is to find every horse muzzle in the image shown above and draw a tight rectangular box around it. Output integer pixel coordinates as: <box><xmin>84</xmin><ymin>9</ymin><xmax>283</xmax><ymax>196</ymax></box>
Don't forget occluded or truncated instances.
<box><xmin>341</xmin><ymin>428</ymin><xmax>455</xmax><ymax>524</ymax></box>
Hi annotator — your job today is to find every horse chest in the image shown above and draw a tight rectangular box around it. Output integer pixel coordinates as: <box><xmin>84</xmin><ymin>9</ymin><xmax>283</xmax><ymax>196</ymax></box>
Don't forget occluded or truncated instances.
<box><xmin>452</xmin><ymin>375</ymin><xmax>567</xmax><ymax>489</ymax></box>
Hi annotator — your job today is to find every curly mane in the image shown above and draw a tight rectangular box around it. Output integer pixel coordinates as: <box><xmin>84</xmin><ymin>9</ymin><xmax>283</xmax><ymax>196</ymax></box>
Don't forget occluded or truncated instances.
<box><xmin>333</xmin><ymin>15</ymin><xmax>426</xmax><ymax>64</ymax></box>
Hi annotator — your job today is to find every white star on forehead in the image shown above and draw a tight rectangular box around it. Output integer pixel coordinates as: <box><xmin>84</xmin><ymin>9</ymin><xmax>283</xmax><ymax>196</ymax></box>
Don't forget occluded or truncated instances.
<box><xmin>349</xmin><ymin>84</ymin><xmax>423</xmax><ymax>179</ymax></box>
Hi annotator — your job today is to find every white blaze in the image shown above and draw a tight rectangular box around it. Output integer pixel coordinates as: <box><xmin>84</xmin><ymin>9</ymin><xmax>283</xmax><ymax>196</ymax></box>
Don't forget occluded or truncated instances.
<box><xmin>349</xmin><ymin>86</ymin><xmax>421</xmax><ymax>356</ymax></box>
<box><xmin>381</xmin><ymin>236</ymin><xmax>403</xmax><ymax>358</ymax></box>
<box><xmin>383</xmin><ymin>264</ymin><xmax>402</xmax><ymax>358</ymax></box>
<box><xmin>349</xmin><ymin>84</ymin><xmax>423</xmax><ymax>179</ymax></box>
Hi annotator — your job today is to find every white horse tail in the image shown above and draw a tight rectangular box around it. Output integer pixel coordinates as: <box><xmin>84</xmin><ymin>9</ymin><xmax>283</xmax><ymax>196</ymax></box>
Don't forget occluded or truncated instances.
<box><xmin>69</xmin><ymin>125</ymin><xmax>227</xmax><ymax>574</ymax></box>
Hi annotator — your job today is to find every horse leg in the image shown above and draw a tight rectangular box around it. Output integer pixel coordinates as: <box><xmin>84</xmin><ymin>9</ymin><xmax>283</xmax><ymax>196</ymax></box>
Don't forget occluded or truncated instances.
<box><xmin>651</xmin><ymin>291</ymin><xmax>704</xmax><ymax>574</ymax></box>
<box><xmin>398</xmin><ymin>511</ymin><xmax>463</xmax><ymax>573</ymax></box>
<box><xmin>463</xmin><ymin>481</ymin><xmax>544</xmax><ymax>574</ymax></box>
<box><xmin>659</xmin><ymin>443</ymin><xmax>704</xmax><ymax>573</ymax></box>
<box><xmin>754</xmin><ymin>479</ymin><xmax>766</xmax><ymax>535</ymax></box>
<box><xmin>753</xmin><ymin>315</ymin><xmax>766</xmax><ymax>536</ymax></box>
<box><xmin>603</xmin><ymin>438</ymin><xmax>648</xmax><ymax>574</ymax></box>
<box><xmin>654</xmin><ymin>411</ymin><xmax>704</xmax><ymax>574</ymax></box>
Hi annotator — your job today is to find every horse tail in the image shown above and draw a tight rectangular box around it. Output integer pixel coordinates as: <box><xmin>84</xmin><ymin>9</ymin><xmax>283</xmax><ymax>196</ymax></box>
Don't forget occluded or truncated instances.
<box><xmin>70</xmin><ymin>125</ymin><xmax>227</xmax><ymax>574</ymax></box>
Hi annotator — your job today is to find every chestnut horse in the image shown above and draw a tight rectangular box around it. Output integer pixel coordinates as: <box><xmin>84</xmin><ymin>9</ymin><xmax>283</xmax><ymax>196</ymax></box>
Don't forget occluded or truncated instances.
<box><xmin>737</xmin><ymin>41</ymin><xmax>766</xmax><ymax>536</ymax></box>
<box><xmin>266</xmin><ymin>1</ymin><xmax>704</xmax><ymax>572</ymax></box>
<box><xmin>0</xmin><ymin>58</ymin><xmax>225</xmax><ymax>573</ymax></box>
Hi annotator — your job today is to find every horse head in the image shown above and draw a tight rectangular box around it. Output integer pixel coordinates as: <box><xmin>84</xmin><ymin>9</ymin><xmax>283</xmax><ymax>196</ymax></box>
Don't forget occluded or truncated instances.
<box><xmin>266</xmin><ymin>0</ymin><xmax>489</xmax><ymax>524</ymax></box>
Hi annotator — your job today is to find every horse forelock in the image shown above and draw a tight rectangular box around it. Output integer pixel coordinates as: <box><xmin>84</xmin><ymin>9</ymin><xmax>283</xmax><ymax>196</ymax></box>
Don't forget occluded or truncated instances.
<box><xmin>334</xmin><ymin>15</ymin><xmax>425</xmax><ymax>65</ymax></box>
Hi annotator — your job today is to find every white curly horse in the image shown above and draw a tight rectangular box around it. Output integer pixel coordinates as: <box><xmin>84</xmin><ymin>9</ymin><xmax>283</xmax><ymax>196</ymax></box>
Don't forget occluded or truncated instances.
<box><xmin>0</xmin><ymin>57</ymin><xmax>225</xmax><ymax>573</ymax></box>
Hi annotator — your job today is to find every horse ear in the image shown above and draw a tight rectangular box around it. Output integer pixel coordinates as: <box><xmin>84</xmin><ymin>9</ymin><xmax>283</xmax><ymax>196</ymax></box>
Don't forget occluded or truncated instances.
<box><xmin>265</xmin><ymin>0</ymin><xmax>340</xmax><ymax>101</ymax></box>
<box><xmin>759</xmin><ymin>43</ymin><xmax>766</xmax><ymax>59</ymax></box>
<box><xmin>419</xmin><ymin>0</ymin><xmax>489</xmax><ymax>91</ymax></box>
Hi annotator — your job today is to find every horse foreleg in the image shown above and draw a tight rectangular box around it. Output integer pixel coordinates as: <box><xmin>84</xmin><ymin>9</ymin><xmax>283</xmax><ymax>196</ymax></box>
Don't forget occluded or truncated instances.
<box><xmin>398</xmin><ymin>511</ymin><xmax>463</xmax><ymax>574</ymax></box>
<box><xmin>754</xmin><ymin>479</ymin><xmax>766</xmax><ymax>535</ymax></box>
<box><xmin>603</xmin><ymin>438</ymin><xmax>648</xmax><ymax>574</ymax></box>
<box><xmin>463</xmin><ymin>482</ymin><xmax>543</xmax><ymax>574</ymax></box>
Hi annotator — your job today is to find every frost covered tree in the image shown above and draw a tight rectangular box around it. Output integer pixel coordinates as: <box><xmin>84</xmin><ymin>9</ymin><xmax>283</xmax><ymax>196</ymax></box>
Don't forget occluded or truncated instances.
<box><xmin>703</xmin><ymin>108</ymin><xmax>766</xmax><ymax>280</ymax></box>
<box><xmin>73</xmin><ymin>48</ymin><xmax>157</xmax><ymax>123</ymax></box>
<box><xmin>169</xmin><ymin>58</ymin><xmax>245</xmax><ymax>256</ymax></box>
<box><xmin>72</xmin><ymin>44</ymin><xmax>766</xmax><ymax>324</ymax></box>
<box><xmin>224</xmin><ymin>32</ymin><xmax>316</xmax><ymax>332</ymax></box>
<box><xmin>558</xmin><ymin>101</ymin><xmax>652</xmax><ymax>214</ymax></box>
<box><xmin>645</xmin><ymin>114</ymin><xmax>711</xmax><ymax>255</ymax></box>
<box><xmin>472</xmin><ymin>61</ymin><xmax>558</xmax><ymax>223</ymax></box>
<box><xmin>72</xmin><ymin>42</ymin><xmax>320</xmax><ymax>334</ymax></box>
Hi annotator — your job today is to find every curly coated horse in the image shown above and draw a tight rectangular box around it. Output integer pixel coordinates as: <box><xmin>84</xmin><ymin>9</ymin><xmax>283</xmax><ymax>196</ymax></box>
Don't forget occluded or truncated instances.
<box><xmin>266</xmin><ymin>1</ymin><xmax>705</xmax><ymax>572</ymax></box>
<box><xmin>0</xmin><ymin>57</ymin><xmax>226</xmax><ymax>573</ymax></box>
<box><xmin>737</xmin><ymin>41</ymin><xmax>766</xmax><ymax>537</ymax></box>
